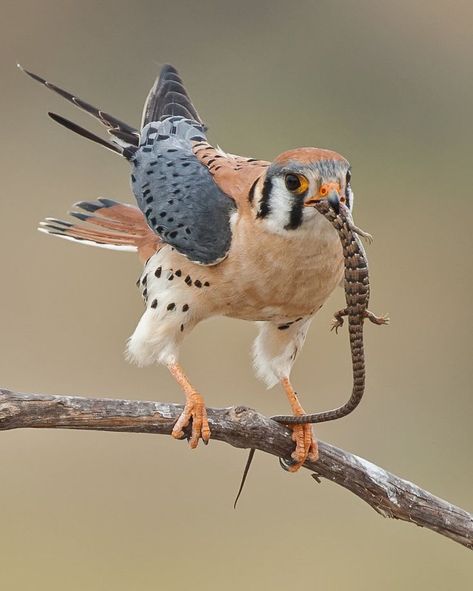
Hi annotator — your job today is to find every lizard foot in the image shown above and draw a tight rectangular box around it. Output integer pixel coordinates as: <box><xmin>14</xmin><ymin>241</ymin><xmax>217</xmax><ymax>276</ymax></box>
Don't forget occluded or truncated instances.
<box><xmin>365</xmin><ymin>311</ymin><xmax>390</xmax><ymax>326</ymax></box>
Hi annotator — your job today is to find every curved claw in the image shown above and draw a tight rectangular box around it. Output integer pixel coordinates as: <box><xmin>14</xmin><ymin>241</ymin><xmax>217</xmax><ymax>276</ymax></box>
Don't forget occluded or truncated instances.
<box><xmin>331</xmin><ymin>319</ymin><xmax>344</xmax><ymax>334</ymax></box>
<box><xmin>279</xmin><ymin>456</ymin><xmax>297</xmax><ymax>471</ymax></box>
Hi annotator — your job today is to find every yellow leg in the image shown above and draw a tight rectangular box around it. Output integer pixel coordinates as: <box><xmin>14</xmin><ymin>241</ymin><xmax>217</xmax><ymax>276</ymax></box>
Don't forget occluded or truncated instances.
<box><xmin>168</xmin><ymin>362</ymin><xmax>211</xmax><ymax>448</ymax></box>
<box><xmin>281</xmin><ymin>377</ymin><xmax>319</xmax><ymax>471</ymax></box>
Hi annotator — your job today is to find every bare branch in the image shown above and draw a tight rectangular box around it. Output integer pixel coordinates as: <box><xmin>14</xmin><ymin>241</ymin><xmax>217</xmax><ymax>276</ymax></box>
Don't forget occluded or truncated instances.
<box><xmin>0</xmin><ymin>388</ymin><xmax>471</xmax><ymax>549</ymax></box>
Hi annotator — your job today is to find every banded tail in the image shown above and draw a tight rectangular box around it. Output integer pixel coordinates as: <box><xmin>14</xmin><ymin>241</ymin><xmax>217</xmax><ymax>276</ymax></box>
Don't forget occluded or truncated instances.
<box><xmin>39</xmin><ymin>198</ymin><xmax>159</xmax><ymax>263</ymax></box>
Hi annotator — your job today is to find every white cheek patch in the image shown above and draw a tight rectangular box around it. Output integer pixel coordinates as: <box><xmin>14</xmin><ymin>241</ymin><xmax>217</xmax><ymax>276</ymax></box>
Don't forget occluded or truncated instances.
<box><xmin>261</xmin><ymin>177</ymin><xmax>295</xmax><ymax>235</ymax></box>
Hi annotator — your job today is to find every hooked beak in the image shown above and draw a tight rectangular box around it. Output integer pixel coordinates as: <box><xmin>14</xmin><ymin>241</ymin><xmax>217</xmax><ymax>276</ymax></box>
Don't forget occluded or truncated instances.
<box><xmin>304</xmin><ymin>181</ymin><xmax>342</xmax><ymax>213</ymax></box>
<box><xmin>327</xmin><ymin>190</ymin><xmax>340</xmax><ymax>214</ymax></box>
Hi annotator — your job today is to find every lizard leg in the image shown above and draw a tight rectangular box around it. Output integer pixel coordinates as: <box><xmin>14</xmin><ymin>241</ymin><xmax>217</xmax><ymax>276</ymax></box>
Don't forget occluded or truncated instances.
<box><xmin>351</xmin><ymin>224</ymin><xmax>373</xmax><ymax>244</ymax></box>
<box><xmin>364</xmin><ymin>310</ymin><xmax>390</xmax><ymax>326</ymax></box>
<box><xmin>280</xmin><ymin>377</ymin><xmax>319</xmax><ymax>472</ymax></box>
<box><xmin>331</xmin><ymin>307</ymin><xmax>349</xmax><ymax>333</ymax></box>
<box><xmin>168</xmin><ymin>362</ymin><xmax>211</xmax><ymax>448</ymax></box>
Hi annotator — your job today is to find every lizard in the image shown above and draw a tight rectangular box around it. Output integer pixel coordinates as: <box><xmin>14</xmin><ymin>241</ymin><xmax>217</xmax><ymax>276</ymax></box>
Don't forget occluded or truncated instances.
<box><xmin>235</xmin><ymin>196</ymin><xmax>388</xmax><ymax>503</ymax></box>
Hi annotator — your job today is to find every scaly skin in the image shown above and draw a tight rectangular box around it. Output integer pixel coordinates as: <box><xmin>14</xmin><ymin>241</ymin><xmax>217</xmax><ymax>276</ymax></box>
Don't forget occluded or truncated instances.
<box><xmin>271</xmin><ymin>201</ymin><xmax>388</xmax><ymax>426</ymax></box>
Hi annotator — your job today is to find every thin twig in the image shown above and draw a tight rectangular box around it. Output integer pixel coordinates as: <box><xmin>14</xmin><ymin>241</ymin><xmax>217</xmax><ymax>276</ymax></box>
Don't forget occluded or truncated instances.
<box><xmin>0</xmin><ymin>388</ymin><xmax>471</xmax><ymax>549</ymax></box>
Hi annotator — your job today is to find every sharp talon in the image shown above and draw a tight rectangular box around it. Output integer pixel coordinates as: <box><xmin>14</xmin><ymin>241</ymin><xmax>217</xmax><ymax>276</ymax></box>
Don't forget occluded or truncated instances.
<box><xmin>171</xmin><ymin>394</ymin><xmax>211</xmax><ymax>448</ymax></box>
<box><xmin>279</xmin><ymin>457</ymin><xmax>296</xmax><ymax>471</ymax></box>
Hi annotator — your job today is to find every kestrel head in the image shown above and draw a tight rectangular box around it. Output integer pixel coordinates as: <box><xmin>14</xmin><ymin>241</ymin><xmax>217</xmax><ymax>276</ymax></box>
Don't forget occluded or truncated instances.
<box><xmin>254</xmin><ymin>147</ymin><xmax>352</xmax><ymax>234</ymax></box>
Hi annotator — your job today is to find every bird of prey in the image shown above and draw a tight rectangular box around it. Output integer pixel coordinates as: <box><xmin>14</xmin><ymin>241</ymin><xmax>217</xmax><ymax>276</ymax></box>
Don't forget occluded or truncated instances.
<box><xmin>21</xmin><ymin>64</ymin><xmax>355</xmax><ymax>471</ymax></box>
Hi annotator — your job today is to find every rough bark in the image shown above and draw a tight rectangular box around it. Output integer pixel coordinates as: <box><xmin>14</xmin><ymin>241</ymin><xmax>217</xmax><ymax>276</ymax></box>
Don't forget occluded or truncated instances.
<box><xmin>0</xmin><ymin>388</ymin><xmax>471</xmax><ymax>549</ymax></box>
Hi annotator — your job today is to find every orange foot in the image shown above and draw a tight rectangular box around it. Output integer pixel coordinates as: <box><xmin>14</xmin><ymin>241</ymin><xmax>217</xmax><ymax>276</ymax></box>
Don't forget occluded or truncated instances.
<box><xmin>168</xmin><ymin>363</ymin><xmax>211</xmax><ymax>448</ymax></box>
<box><xmin>171</xmin><ymin>392</ymin><xmax>211</xmax><ymax>448</ymax></box>
<box><xmin>283</xmin><ymin>422</ymin><xmax>319</xmax><ymax>472</ymax></box>
<box><xmin>280</xmin><ymin>377</ymin><xmax>319</xmax><ymax>472</ymax></box>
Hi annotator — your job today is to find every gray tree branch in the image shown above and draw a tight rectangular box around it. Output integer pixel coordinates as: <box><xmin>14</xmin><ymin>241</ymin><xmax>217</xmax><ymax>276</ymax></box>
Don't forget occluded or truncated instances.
<box><xmin>0</xmin><ymin>388</ymin><xmax>471</xmax><ymax>549</ymax></box>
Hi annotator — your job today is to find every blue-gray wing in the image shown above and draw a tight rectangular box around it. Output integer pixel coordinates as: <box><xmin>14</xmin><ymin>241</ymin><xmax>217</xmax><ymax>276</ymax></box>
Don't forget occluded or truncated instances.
<box><xmin>131</xmin><ymin>118</ymin><xmax>236</xmax><ymax>265</ymax></box>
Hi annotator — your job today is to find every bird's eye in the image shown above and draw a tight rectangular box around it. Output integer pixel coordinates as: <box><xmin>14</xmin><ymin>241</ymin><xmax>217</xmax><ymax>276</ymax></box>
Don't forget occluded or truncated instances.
<box><xmin>285</xmin><ymin>173</ymin><xmax>309</xmax><ymax>194</ymax></box>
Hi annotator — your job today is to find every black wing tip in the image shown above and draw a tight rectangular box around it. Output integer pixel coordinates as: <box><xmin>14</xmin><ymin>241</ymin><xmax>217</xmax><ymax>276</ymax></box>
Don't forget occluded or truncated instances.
<box><xmin>47</xmin><ymin>111</ymin><xmax>124</xmax><ymax>156</ymax></box>
<box><xmin>18</xmin><ymin>64</ymin><xmax>46</xmax><ymax>84</ymax></box>
<box><xmin>160</xmin><ymin>64</ymin><xmax>180</xmax><ymax>76</ymax></box>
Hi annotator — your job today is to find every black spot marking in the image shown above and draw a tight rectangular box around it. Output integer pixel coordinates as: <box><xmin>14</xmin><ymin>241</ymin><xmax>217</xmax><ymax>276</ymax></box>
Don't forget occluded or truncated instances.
<box><xmin>168</xmin><ymin>217</ymin><xmax>174</xmax><ymax>223</ymax></box>
<box><xmin>182</xmin><ymin>304</ymin><xmax>189</xmax><ymax>312</ymax></box>
<box><xmin>167</xmin><ymin>148</ymin><xmax>178</xmax><ymax>153</ymax></box>
<box><xmin>185</xmin><ymin>275</ymin><xmax>192</xmax><ymax>285</ymax></box>
<box><xmin>182</xmin><ymin>162</ymin><xmax>191</xmax><ymax>167</ymax></box>
<box><xmin>278</xmin><ymin>324</ymin><xmax>290</xmax><ymax>330</ymax></box>
<box><xmin>180</xmin><ymin>324</ymin><xmax>184</xmax><ymax>332</ymax></box>
<box><xmin>131</xmin><ymin>174</ymin><xmax>136</xmax><ymax>183</ymax></box>
<box><xmin>142</xmin><ymin>147</ymin><xmax>152</xmax><ymax>153</ymax></box>
<box><xmin>150</xmin><ymin>216</ymin><xmax>157</xmax><ymax>225</ymax></box>
<box><xmin>160</xmin><ymin>211</ymin><xmax>166</xmax><ymax>217</ymax></box>
<box><xmin>168</xmin><ymin>274</ymin><xmax>174</xmax><ymax>280</ymax></box>
<box><xmin>204</xmin><ymin>281</ymin><xmax>210</xmax><ymax>287</ymax></box>
<box><xmin>142</xmin><ymin>288</ymin><xmax>148</xmax><ymax>299</ymax></box>
<box><xmin>194</xmin><ymin>280</ymin><xmax>202</xmax><ymax>288</ymax></box>
<box><xmin>157</xmin><ymin>134</ymin><xmax>169</xmax><ymax>140</ymax></box>
<box><xmin>167</xmin><ymin>303</ymin><xmax>176</xmax><ymax>311</ymax></box>
<box><xmin>141</xmin><ymin>275</ymin><xmax>147</xmax><ymax>286</ymax></box>
<box><xmin>155</xmin><ymin>267</ymin><xmax>162</xmax><ymax>278</ymax></box>
<box><xmin>145</xmin><ymin>196</ymin><xmax>153</xmax><ymax>204</ymax></box>
<box><xmin>185</xmin><ymin>228</ymin><xmax>191</xmax><ymax>235</ymax></box>
<box><xmin>151</xmin><ymin>299</ymin><xmax>158</xmax><ymax>309</ymax></box>
<box><xmin>146</xmin><ymin>169</ymin><xmax>155</xmax><ymax>175</ymax></box>
<box><xmin>169</xmin><ymin>231</ymin><xmax>178</xmax><ymax>239</ymax></box>
<box><xmin>149</xmin><ymin>160</ymin><xmax>158</xmax><ymax>166</ymax></box>
<box><xmin>166</xmin><ymin>161</ymin><xmax>174</xmax><ymax>167</ymax></box>
<box><xmin>175</xmin><ymin>269</ymin><xmax>182</xmax><ymax>277</ymax></box>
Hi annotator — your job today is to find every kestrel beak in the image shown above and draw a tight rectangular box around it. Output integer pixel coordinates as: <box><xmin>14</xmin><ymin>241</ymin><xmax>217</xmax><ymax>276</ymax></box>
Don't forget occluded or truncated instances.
<box><xmin>327</xmin><ymin>190</ymin><xmax>340</xmax><ymax>214</ymax></box>
<box><xmin>304</xmin><ymin>182</ymin><xmax>342</xmax><ymax>213</ymax></box>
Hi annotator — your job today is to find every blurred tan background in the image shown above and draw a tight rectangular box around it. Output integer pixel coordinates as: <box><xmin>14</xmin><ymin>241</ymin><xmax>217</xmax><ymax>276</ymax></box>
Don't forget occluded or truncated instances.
<box><xmin>1</xmin><ymin>0</ymin><xmax>472</xmax><ymax>588</ymax></box>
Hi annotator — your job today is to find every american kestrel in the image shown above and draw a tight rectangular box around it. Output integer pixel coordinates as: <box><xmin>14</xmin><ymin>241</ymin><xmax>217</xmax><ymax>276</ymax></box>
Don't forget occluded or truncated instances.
<box><xmin>22</xmin><ymin>64</ymin><xmax>356</xmax><ymax>471</ymax></box>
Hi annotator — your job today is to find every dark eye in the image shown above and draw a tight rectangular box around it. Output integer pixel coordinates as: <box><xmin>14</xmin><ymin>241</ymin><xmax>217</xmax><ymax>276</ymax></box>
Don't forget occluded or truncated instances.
<box><xmin>285</xmin><ymin>174</ymin><xmax>302</xmax><ymax>192</ymax></box>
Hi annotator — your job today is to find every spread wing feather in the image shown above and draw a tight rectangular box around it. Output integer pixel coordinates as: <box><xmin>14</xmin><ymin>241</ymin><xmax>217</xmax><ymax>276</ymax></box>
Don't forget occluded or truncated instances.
<box><xmin>22</xmin><ymin>63</ymin><xmax>237</xmax><ymax>265</ymax></box>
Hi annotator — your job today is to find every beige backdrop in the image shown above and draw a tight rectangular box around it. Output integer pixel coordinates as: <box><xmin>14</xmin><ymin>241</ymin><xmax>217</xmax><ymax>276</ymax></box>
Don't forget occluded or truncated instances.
<box><xmin>1</xmin><ymin>1</ymin><xmax>472</xmax><ymax>589</ymax></box>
